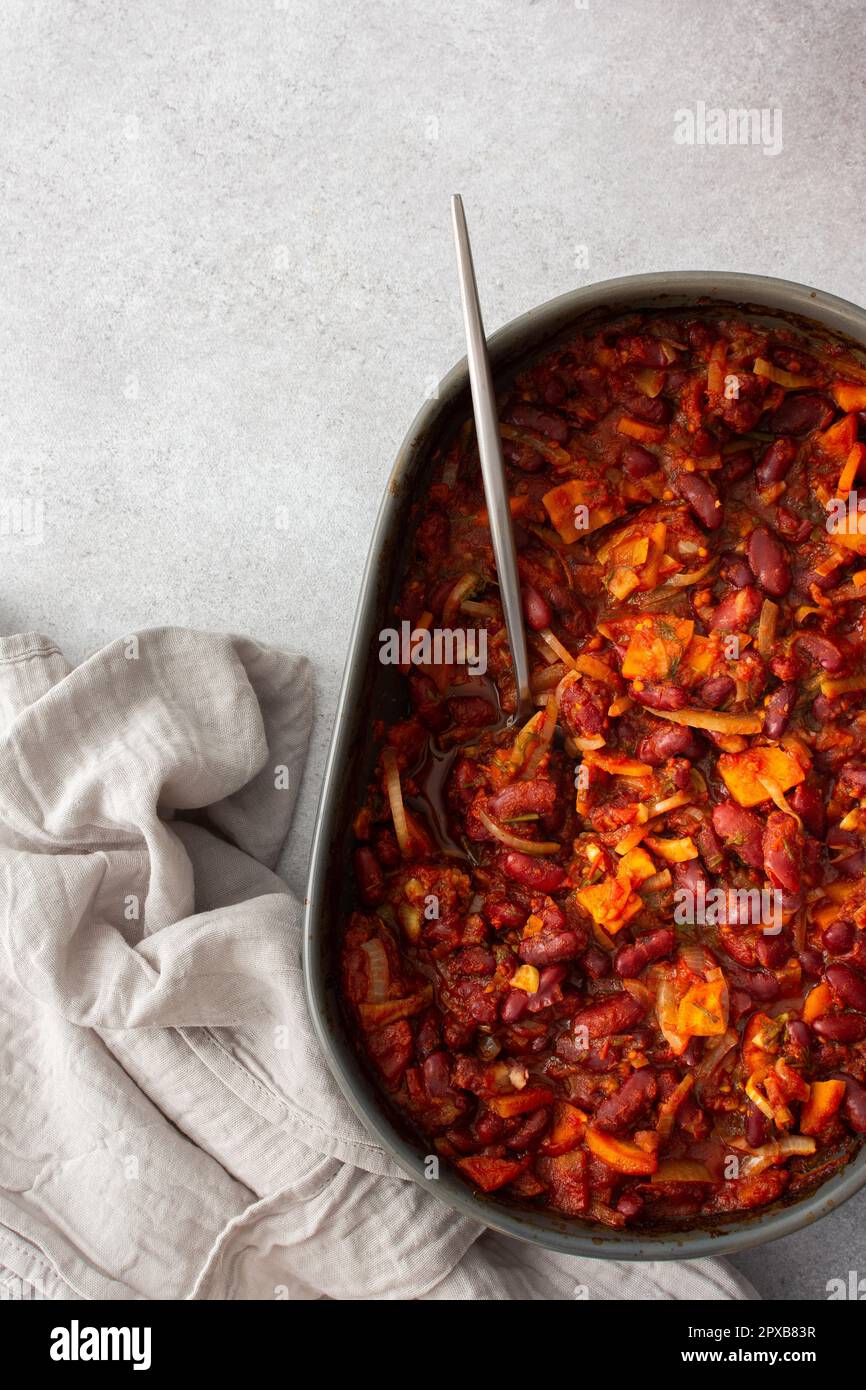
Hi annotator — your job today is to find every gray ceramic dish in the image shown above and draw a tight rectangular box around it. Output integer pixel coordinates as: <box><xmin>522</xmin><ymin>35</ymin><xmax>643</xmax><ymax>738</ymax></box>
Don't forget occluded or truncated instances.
<box><xmin>304</xmin><ymin>271</ymin><xmax>866</xmax><ymax>1259</ymax></box>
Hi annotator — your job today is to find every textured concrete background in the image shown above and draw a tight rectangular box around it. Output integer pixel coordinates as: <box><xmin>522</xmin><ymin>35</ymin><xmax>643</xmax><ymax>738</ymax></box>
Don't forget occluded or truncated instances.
<box><xmin>1</xmin><ymin>0</ymin><xmax>864</xmax><ymax>1300</ymax></box>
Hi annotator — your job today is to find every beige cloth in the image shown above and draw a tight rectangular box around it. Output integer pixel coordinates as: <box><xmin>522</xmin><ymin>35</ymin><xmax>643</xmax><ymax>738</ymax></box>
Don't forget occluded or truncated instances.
<box><xmin>0</xmin><ymin>629</ymin><xmax>757</xmax><ymax>1301</ymax></box>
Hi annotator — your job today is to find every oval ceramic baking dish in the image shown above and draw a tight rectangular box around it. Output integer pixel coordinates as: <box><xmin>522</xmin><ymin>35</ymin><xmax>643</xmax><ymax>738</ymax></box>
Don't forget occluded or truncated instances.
<box><xmin>304</xmin><ymin>271</ymin><xmax>866</xmax><ymax>1259</ymax></box>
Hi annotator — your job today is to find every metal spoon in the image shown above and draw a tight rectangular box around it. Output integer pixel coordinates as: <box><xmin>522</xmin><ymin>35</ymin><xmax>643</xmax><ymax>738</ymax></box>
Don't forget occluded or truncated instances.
<box><xmin>451</xmin><ymin>194</ymin><xmax>533</xmax><ymax>723</ymax></box>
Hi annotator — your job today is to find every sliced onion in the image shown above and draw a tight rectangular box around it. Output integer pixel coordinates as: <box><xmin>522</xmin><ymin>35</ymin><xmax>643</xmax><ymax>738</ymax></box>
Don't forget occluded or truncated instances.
<box><xmin>531</xmin><ymin>661</ymin><xmax>567</xmax><ymax>694</ymax></box>
<box><xmin>650</xmin><ymin>1158</ymin><xmax>712</xmax><ymax>1184</ymax></box>
<box><xmin>745</xmin><ymin>1075</ymin><xmax>775</xmax><ymax>1120</ymax></box>
<box><xmin>382</xmin><ymin>747</ymin><xmax>411</xmax><ymax>854</ymax></box>
<box><xmin>640</xmin><ymin>869</ymin><xmax>672</xmax><ymax>894</ymax></box>
<box><xmin>663</xmin><ymin>560</ymin><xmax>716</xmax><ymax>588</ymax></box>
<box><xmin>621</xmin><ymin>978</ymin><xmax>653</xmax><ymax>1009</ymax></box>
<box><xmin>694</xmin><ymin>1029</ymin><xmax>737</xmax><ymax>1089</ymax></box>
<box><xmin>756</xmin><ymin>774</ymin><xmax>802</xmax><ymax>825</ymax></box>
<box><xmin>572</xmin><ymin>735</ymin><xmax>606</xmax><ymax>752</ymax></box>
<box><xmin>477</xmin><ymin>804</ymin><xmax>560</xmax><ymax>856</ymax></box>
<box><xmin>650</xmin><ymin>791</ymin><xmax>693</xmax><ymax>816</ymax></box>
<box><xmin>680</xmin><ymin>943</ymin><xmax>711</xmax><ymax>975</ymax></box>
<box><xmin>587</xmin><ymin>1198</ymin><xmax>627</xmax><ymax>1229</ymax></box>
<box><xmin>442</xmin><ymin>571</ymin><xmax>481</xmax><ymax>625</ymax></box>
<box><xmin>539</xmin><ymin>626</ymin><xmax>577</xmax><ymax>667</ymax></box>
<box><xmin>574</xmin><ymin>652</ymin><xmax>620</xmax><ymax>686</ymax></box>
<box><xmin>523</xmin><ymin>695</ymin><xmax>558</xmax><ymax>779</ymax></box>
<box><xmin>741</xmin><ymin>1136</ymin><xmax>816</xmax><ymax>1176</ymax></box>
<box><xmin>361</xmin><ymin>938</ymin><xmax>390</xmax><ymax>1003</ymax></box>
<box><xmin>756</xmin><ymin>599</ymin><xmax>779</xmax><ymax>661</ymax></box>
<box><xmin>656</xmin><ymin>1074</ymin><xmax>695</xmax><ymax>1140</ymax></box>
<box><xmin>652</xmin><ymin>707</ymin><xmax>763</xmax><ymax>734</ymax></box>
<box><xmin>655</xmin><ymin>978</ymin><xmax>690</xmax><ymax>1055</ymax></box>
<box><xmin>753</xmin><ymin>357</ymin><xmax>817</xmax><ymax>391</ymax></box>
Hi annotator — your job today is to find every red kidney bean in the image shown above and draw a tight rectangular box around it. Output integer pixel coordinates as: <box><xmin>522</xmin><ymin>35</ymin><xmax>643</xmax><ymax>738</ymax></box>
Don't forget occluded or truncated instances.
<box><xmin>746</xmin><ymin>1101</ymin><xmax>770</xmax><ymax>1148</ymax></box>
<box><xmin>699</xmin><ymin>674</ymin><xmax>735</xmax><ymax>708</ymax></box>
<box><xmin>483</xmin><ymin>895</ymin><xmax>527</xmax><ymax>931</ymax></box>
<box><xmin>558</xmin><ymin>680</ymin><xmax>609</xmax><ymax>740</ymax></box>
<box><xmin>746</xmin><ymin>970</ymin><xmax>781</xmax><ymax>1002</ymax></box>
<box><xmin>838</xmin><ymin>764</ymin><xmax>866</xmax><ymax>796</ymax></box>
<box><xmin>511</xmin><ymin>401</ymin><xmax>570</xmax><ymax>443</ymax></box>
<box><xmin>543</xmin><ymin>375</ymin><xmax>568</xmax><ymax>406</ymax></box>
<box><xmin>501</xmin><ymin>989</ymin><xmax>529</xmax><ymax>1023</ymax></box>
<box><xmin>637</xmin><ymin>724</ymin><xmax>705</xmax><ymax>765</ymax></box>
<box><xmin>672</xmin><ymin>858</ymin><xmax>704</xmax><ymax>896</ymax></box>
<box><xmin>746</xmin><ymin>525</ymin><xmax>792</xmax><ymax>598</ymax></box>
<box><xmin>521</xmin><ymin>583</ymin><xmax>553</xmax><ymax>631</ymax></box>
<box><xmin>527</xmin><ymin>964</ymin><xmax>568</xmax><ymax>1014</ymax></box>
<box><xmin>619</xmin><ymin>390</ymin><xmax>671</xmax><ymax>425</ymax></box>
<box><xmin>506</xmin><ymin>1106</ymin><xmax>551</xmax><ymax>1149</ymax></box>
<box><xmin>811</xmin><ymin>694</ymin><xmax>837</xmax><ymax>723</ymax></box>
<box><xmin>695</xmin><ymin>821</ymin><xmax>725</xmax><ymax>874</ymax></box>
<box><xmin>770</xmin><ymin>651</ymin><xmax>802</xmax><ymax>682</ymax></box>
<box><xmin>756</xmin><ymin>437</ymin><xmax>798</xmax><ymax>486</ymax></box>
<box><xmin>756</xmin><ymin>934</ymin><xmax>789</xmax><ymax>970</ymax></box>
<box><xmin>809</xmin><ymin>563</ymin><xmax>842</xmax><ymax>592</ymax></box>
<box><xmin>709</xmin><ymin>585</ymin><xmax>763</xmax><ymax>632</ymax></box>
<box><xmin>518</xmin><ymin>931</ymin><xmax>582</xmax><ymax>966</ymax></box>
<box><xmin>776</xmin><ymin>507</ymin><xmax>812</xmax><ymax>543</ymax></box>
<box><xmin>788</xmin><ymin>783</ymin><xmax>825</xmax><ymax>837</ymax></box>
<box><xmin>825</xmin><ymin>963</ymin><xmax>866</xmax><ymax>1012</ymax></box>
<box><xmin>354</xmin><ymin>847</ymin><xmax>385</xmax><ymax>905</ymax></box>
<box><xmin>580</xmin><ymin>946</ymin><xmax>611</xmax><ymax>980</ymax></box>
<box><xmin>416</xmin><ymin>511</ymin><xmax>450</xmax><ymax>561</ymax></box>
<box><xmin>824</xmin><ymin>920</ymin><xmax>856</xmax><ymax>955</ymax></box>
<box><xmin>788</xmin><ymin>1020</ymin><xmax>812</xmax><ymax>1051</ymax></box>
<box><xmin>813</xmin><ymin>1013</ymin><xmax>866</xmax><ymax>1042</ymax></box>
<box><xmin>501</xmin><ymin>851</ymin><xmax>565</xmax><ymax>892</ymax></box>
<box><xmin>423</xmin><ymin>1052</ymin><xmax>451</xmax><ymax>1097</ymax></box>
<box><xmin>724</xmin><ymin>448</ymin><xmax>755</xmax><ymax>483</ymax></box>
<box><xmin>674</xmin><ymin>471</ymin><xmax>723</xmax><ymax>530</ymax></box>
<box><xmin>630</xmin><ymin>682</ymin><xmax>686</xmax><ymax>711</ymax></box>
<box><xmin>616</xmin><ymin>1191</ymin><xmax>644</xmax><ymax>1220</ymax></box>
<box><xmin>831</xmin><ymin>1073</ymin><xmax>866</xmax><ymax>1133</ymax></box>
<box><xmin>762</xmin><ymin>810</ymin><xmax>803</xmax><ymax>894</ymax></box>
<box><xmin>594</xmin><ymin>1068</ymin><xmax>658</xmax><ymax>1133</ymax></box>
<box><xmin>408</xmin><ymin>673</ymin><xmax>449</xmax><ymax>732</ymax></box>
<box><xmin>572</xmin><ymin>993</ymin><xmax>645</xmax><ymax>1039</ymax></box>
<box><xmin>720</xmin><ymin>552</ymin><xmax>754</xmax><ymax>588</ymax></box>
<box><xmin>730</xmin><ymin>988</ymin><xmax>753</xmax><ymax>1022</ymax></box>
<box><xmin>455</xmin><ymin>947</ymin><xmax>496</xmax><ymax>975</ymax></box>
<box><xmin>771</xmin><ymin>393</ymin><xmax>834</xmax><ymax>435</ymax></box>
<box><xmin>488</xmin><ymin>780</ymin><xmax>557</xmax><ymax>820</ymax></box>
<box><xmin>688</xmin><ymin>321</ymin><xmax>714</xmax><ymax>354</ymax></box>
<box><xmin>614</xmin><ymin>927</ymin><xmax>676</xmax><ymax>978</ymax></box>
<box><xmin>798</xmin><ymin>948</ymin><xmax>824</xmax><ymax>979</ymax></box>
<box><xmin>622</xmin><ymin>444</ymin><xmax>657</xmax><ymax>478</ymax></box>
<box><xmin>838</xmin><ymin>851</ymin><xmax>866</xmax><ymax>879</ymax></box>
<box><xmin>712</xmin><ymin>801</ymin><xmax>764</xmax><ymax>870</ymax></box>
<box><xmin>763</xmin><ymin>682</ymin><xmax>796</xmax><ymax>739</ymax></box>
<box><xmin>795</xmin><ymin>633</ymin><xmax>847</xmax><ymax>674</ymax></box>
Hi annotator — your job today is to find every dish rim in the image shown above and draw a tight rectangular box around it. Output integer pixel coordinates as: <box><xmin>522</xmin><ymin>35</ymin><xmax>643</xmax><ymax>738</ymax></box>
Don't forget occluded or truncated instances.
<box><xmin>304</xmin><ymin>270</ymin><xmax>866</xmax><ymax>1260</ymax></box>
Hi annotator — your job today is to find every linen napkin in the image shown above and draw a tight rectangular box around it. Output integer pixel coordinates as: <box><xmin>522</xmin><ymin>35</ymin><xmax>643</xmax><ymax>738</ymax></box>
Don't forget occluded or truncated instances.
<box><xmin>0</xmin><ymin>628</ymin><xmax>757</xmax><ymax>1301</ymax></box>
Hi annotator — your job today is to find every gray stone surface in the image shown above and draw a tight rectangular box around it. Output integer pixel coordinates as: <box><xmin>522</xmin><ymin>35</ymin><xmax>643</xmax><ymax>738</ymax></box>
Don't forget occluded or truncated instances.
<box><xmin>1</xmin><ymin>0</ymin><xmax>863</xmax><ymax>1299</ymax></box>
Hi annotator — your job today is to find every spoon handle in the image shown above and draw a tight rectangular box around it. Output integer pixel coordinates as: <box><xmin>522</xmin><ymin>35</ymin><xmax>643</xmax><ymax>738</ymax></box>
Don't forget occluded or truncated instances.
<box><xmin>451</xmin><ymin>194</ymin><xmax>533</xmax><ymax>722</ymax></box>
